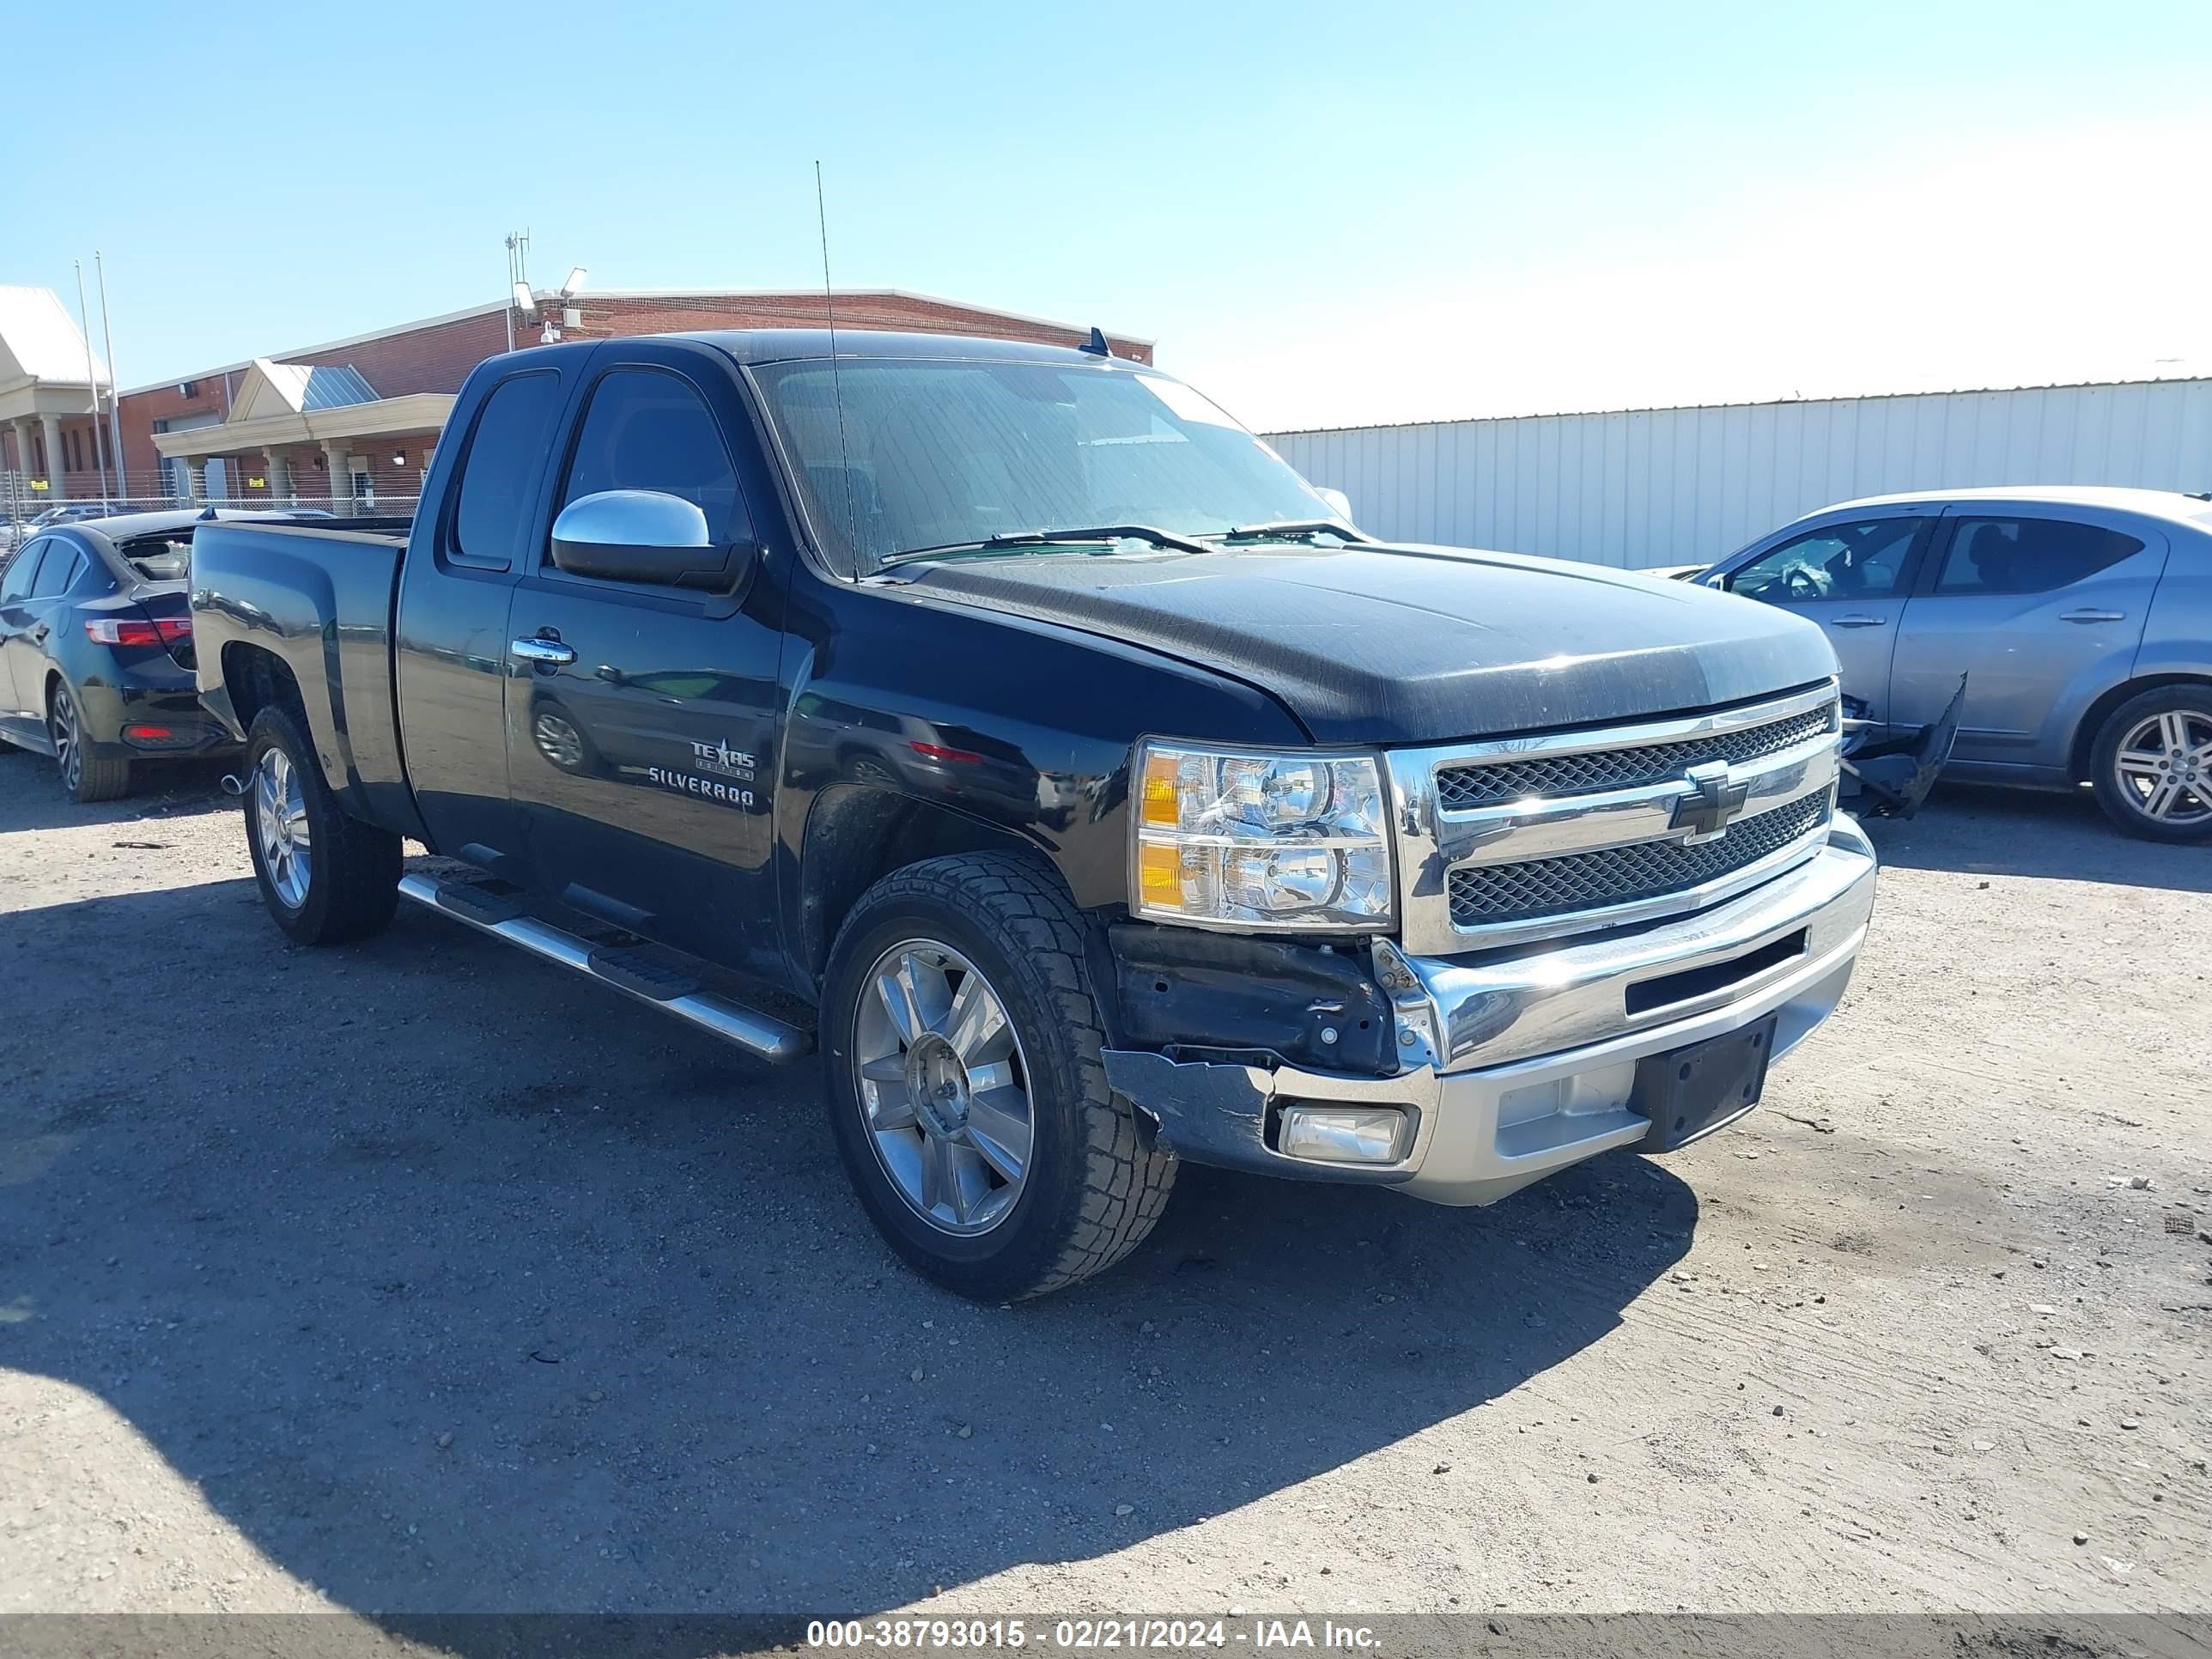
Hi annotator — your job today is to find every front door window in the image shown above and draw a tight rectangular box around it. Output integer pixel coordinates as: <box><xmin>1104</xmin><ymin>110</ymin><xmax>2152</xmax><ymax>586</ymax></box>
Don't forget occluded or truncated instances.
<box><xmin>1730</xmin><ymin>518</ymin><xmax>1922</xmax><ymax>605</ymax></box>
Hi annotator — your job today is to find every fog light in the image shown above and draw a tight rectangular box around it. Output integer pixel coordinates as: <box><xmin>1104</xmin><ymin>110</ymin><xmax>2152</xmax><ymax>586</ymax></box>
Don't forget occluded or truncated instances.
<box><xmin>1279</xmin><ymin>1104</ymin><xmax>1409</xmax><ymax>1165</ymax></box>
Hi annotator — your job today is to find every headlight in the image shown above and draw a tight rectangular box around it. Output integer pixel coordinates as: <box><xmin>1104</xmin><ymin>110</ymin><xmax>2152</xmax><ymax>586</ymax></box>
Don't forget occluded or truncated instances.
<box><xmin>1132</xmin><ymin>741</ymin><xmax>1395</xmax><ymax>931</ymax></box>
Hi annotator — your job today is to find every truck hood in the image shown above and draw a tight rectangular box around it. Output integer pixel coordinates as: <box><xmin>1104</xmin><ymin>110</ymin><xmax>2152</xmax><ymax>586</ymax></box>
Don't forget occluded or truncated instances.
<box><xmin>898</xmin><ymin>542</ymin><xmax>1838</xmax><ymax>744</ymax></box>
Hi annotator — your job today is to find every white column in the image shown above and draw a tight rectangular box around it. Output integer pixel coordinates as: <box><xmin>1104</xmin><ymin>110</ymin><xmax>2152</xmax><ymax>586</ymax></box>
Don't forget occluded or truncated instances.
<box><xmin>264</xmin><ymin>448</ymin><xmax>291</xmax><ymax>501</ymax></box>
<box><xmin>7</xmin><ymin>420</ymin><xmax>30</xmax><ymax>483</ymax></box>
<box><xmin>323</xmin><ymin>441</ymin><xmax>349</xmax><ymax>512</ymax></box>
<box><xmin>38</xmin><ymin>414</ymin><xmax>65</xmax><ymax>497</ymax></box>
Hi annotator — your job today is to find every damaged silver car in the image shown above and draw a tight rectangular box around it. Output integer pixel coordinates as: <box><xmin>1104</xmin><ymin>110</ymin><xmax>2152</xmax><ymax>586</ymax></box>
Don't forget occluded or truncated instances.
<box><xmin>1692</xmin><ymin>486</ymin><xmax>2212</xmax><ymax>841</ymax></box>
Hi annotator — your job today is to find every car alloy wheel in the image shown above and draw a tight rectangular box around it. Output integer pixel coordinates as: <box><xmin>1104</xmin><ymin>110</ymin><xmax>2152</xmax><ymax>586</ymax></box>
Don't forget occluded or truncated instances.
<box><xmin>850</xmin><ymin>939</ymin><xmax>1033</xmax><ymax>1236</ymax></box>
<box><xmin>48</xmin><ymin>684</ymin><xmax>82</xmax><ymax>793</ymax></box>
<box><xmin>2112</xmin><ymin>708</ymin><xmax>2212</xmax><ymax>828</ymax></box>
<box><xmin>532</xmin><ymin>709</ymin><xmax>586</xmax><ymax>770</ymax></box>
<box><xmin>252</xmin><ymin>745</ymin><xmax>314</xmax><ymax>909</ymax></box>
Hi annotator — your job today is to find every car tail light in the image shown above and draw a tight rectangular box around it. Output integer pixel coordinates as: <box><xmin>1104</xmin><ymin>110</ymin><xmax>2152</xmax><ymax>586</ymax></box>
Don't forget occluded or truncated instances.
<box><xmin>909</xmin><ymin>740</ymin><xmax>983</xmax><ymax>763</ymax></box>
<box><xmin>86</xmin><ymin>616</ymin><xmax>191</xmax><ymax>647</ymax></box>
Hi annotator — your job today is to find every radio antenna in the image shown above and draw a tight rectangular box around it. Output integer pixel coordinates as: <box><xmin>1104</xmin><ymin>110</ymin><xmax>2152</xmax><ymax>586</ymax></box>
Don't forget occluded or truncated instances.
<box><xmin>815</xmin><ymin>161</ymin><xmax>861</xmax><ymax>563</ymax></box>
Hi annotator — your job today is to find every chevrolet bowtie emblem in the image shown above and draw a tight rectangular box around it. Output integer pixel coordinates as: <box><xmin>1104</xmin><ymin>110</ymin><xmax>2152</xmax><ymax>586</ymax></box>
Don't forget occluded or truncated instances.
<box><xmin>1670</xmin><ymin>761</ymin><xmax>1752</xmax><ymax>842</ymax></box>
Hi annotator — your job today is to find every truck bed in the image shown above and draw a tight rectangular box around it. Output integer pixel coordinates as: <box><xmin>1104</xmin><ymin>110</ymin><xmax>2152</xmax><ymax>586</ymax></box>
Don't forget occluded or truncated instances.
<box><xmin>190</xmin><ymin>518</ymin><xmax>421</xmax><ymax>836</ymax></box>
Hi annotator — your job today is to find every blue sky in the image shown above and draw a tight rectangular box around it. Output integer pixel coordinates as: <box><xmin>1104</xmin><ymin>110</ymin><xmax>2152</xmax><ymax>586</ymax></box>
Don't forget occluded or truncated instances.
<box><xmin>5</xmin><ymin>0</ymin><xmax>2209</xmax><ymax>430</ymax></box>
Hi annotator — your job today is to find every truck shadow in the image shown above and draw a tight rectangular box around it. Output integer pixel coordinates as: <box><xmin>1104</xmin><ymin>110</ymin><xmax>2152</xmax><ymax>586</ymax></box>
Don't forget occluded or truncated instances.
<box><xmin>1860</xmin><ymin>782</ymin><xmax>2212</xmax><ymax>892</ymax></box>
<box><xmin>0</xmin><ymin>877</ymin><xmax>1693</xmax><ymax>1644</ymax></box>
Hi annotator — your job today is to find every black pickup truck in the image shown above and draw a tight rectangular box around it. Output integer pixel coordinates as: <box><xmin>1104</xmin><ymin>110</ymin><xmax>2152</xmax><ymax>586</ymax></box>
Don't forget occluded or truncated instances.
<box><xmin>191</xmin><ymin>329</ymin><xmax>1879</xmax><ymax>1300</ymax></box>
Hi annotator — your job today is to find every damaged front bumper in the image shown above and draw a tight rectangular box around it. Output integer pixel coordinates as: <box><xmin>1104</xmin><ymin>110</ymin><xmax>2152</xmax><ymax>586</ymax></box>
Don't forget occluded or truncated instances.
<box><xmin>1103</xmin><ymin>816</ymin><xmax>1878</xmax><ymax>1207</ymax></box>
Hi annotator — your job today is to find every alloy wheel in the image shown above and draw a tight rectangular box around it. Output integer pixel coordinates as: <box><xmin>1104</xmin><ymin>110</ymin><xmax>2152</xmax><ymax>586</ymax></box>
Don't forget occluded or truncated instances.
<box><xmin>851</xmin><ymin>939</ymin><xmax>1034</xmax><ymax>1236</ymax></box>
<box><xmin>532</xmin><ymin>710</ymin><xmax>586</xmax><ymax>769</ymax></box>
<box><xmin>253</xmin><ymin>747</ymin><xmax>313</xmax><ymax>909</ymax></box>
<box><xmin>48</xmin><ymin>685</ymin><xmax>79</xmax><ymax>793</ymax></box>
<box><xmin>2112</xmin><ymin>708</ymin><xmax>2212</xmax><ymax>827</ymax></box>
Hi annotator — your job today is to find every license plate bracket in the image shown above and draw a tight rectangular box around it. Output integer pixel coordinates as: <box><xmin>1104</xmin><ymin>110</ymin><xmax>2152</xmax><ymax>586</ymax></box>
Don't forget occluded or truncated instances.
<box><xmin>1633</xmin><ymin>1012</ymin><xmax>1780</xmax><ymax>1152</ymax></box>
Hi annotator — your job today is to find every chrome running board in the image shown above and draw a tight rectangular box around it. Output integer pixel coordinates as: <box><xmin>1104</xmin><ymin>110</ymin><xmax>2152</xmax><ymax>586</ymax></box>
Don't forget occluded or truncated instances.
<box><xmin>397</xmin><ymin>872</ymin><xmax>811</xmax><ymax>1063</ymax></box>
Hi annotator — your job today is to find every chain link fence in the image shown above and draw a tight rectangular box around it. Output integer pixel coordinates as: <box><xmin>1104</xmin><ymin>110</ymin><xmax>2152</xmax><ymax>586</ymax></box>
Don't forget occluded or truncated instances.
<box><xmin>3</xmin><ymin>471</ymin><xmax>416</xmax><ymax>566</ymax></box>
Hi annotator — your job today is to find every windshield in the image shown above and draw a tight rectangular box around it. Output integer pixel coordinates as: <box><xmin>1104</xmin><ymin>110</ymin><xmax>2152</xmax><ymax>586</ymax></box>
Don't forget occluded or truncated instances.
<box><xmin>750</xmin><ymin>357</ymin><xmax>1335</xmax><ymax>572</ymax></box>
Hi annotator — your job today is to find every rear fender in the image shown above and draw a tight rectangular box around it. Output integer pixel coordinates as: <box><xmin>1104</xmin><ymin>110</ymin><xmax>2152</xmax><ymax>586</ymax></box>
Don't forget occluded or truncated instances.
<box><xmin>207</xmin><ymin>577</ymin><xmax>352</xmax><ymax>801</ymax></box>
<box><xmin>193</xmin><ymin>523</ymin><xmax>421</xmax><ymax>840</ymax></box>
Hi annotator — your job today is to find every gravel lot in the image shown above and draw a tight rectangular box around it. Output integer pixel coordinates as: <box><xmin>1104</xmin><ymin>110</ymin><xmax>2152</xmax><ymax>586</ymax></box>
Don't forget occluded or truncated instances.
<box><xmin>2</xmin><ymin>757</ymin><xmax>2207</xmax><ymax>1625</ymax></box>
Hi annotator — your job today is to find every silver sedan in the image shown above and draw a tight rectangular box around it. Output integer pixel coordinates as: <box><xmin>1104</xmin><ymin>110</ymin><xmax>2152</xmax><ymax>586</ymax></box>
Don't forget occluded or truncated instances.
<box><xmin>1695</xmin><ymin>486</ymin><xmax>2212</xmax><ymax>842</ymax></box>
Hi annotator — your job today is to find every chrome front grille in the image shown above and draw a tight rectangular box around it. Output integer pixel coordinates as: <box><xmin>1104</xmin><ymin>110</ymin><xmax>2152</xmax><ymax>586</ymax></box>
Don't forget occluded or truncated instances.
<box><xmin>1447</xmin><ymin>790</ymin><xmax>1830</xmax><ymax>928</ymax></box>
<box><xmin>1434</xmin><ymin>702</ymin><xmax>1838</xmax><ymax>810</ymax></box>
<box><xmin>1383</xmin><ymin>682</ymin><xmax>1843</xmax><ymax>957</ymax></box>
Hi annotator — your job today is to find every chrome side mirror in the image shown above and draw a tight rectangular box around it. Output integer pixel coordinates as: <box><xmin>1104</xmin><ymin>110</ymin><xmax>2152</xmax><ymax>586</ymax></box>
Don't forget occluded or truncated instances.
<box><xmin>550</xmin><ymin>489</ymin><xmax>753</xmax><ymax>590</ymax></box>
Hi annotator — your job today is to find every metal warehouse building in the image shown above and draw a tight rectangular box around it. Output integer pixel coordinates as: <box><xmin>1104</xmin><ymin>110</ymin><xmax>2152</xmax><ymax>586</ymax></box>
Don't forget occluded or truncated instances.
<box><xmin>1267</xmin><ymin>378</ymin><xmax>2212</xmax><ymax>569</ymax></box>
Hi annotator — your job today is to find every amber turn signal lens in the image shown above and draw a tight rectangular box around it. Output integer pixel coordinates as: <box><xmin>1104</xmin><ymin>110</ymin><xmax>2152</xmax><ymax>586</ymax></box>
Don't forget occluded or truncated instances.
<box><xmin>1137</xmin><ymin>840</ymin><xmax>1183</xmax><ymax>902</ymax></box>
<box><xmin>1139</xmin><ymin>751</ymin><xmax>1182</xmax><ymax>827</ymax></box>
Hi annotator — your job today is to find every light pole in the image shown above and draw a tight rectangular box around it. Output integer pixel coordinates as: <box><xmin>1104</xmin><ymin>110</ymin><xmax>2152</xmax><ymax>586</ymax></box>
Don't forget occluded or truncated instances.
<box><xmin>73</xmin><ymin>260</ymin><xmax>111</xmax><ymax>507</ymax></box>
<box><xmin>95</xmin><ymin>251</ymin><xmax>125</xmax><ymax>502</ymax></box>
<box><xmin>503</xmin><ymin>229</ymin><xmax>531</xmax><ymax>353</ymax></box>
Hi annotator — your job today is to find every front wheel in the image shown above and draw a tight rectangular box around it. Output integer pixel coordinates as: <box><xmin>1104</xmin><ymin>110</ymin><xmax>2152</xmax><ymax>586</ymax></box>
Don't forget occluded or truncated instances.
<box><xmin>822</xmin><ymin>853</ymin><xmax>1177</xmax><ymax>1301</ymax></box>
<box><xmin>2090</xmin><ymin>688</ymin><xmax>2212</xmax><ymax>843</ymax></box>
<box><xmin>244</xmin><ymin>705</ymin><xmax>404</xmax><ymax>943</ymax></box>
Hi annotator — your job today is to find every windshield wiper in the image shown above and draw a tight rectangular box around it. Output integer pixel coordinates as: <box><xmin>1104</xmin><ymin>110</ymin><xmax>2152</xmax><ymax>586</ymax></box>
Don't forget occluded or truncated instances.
<box><xmin>879</xmin><ymin>524</ymin><xmax>1214</xmax><ymax>568</ymax></box>
<box><xmin>1219</xmin><ymin>520</ymin><xmax>1370</xmax><ymax>544</ymax></box>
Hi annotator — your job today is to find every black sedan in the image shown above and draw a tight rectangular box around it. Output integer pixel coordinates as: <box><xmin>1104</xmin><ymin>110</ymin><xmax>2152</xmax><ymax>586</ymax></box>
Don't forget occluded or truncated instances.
<box><xmin>0</xmin><ymin>509</ymin><xmax>324</xmax><ymax>802</ymax></box>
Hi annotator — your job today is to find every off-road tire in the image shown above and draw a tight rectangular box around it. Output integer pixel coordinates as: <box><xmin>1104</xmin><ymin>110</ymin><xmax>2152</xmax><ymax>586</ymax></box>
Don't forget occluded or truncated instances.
<box><xmin>822</xmin><ymin>852</ymin><xmax>1177</xmax><ymax>1301</ymax></box>
<box><xmin>49</xmin><ymin>679</ymin><xmax>132</xmax><ymax>803</ymax></box>
<box><xmin>2089</xmin><ymin>685</ymin><xmax>2212</xmax><ymax>844</ymax></box>
<box><xmin>245</xmin><ymin>705</ymin><xmax>404</xmax><ymax>944</ymax></box>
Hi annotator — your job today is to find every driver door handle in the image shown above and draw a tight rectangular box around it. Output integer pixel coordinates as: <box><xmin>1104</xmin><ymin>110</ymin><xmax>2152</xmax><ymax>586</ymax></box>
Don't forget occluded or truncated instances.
<box><xmin>1828</xmin><ymin>614</ymin><xmax>1887</xmax><ymax>629</ymax></box>
<box><xmin>510</xmin><ymin>636</ymin><xmax>576</xmax><ymax>667</ymax></box>
<box><xmin>2059</xmin><ymin>609</ymin><xmax>2125</xmax><ymax>624</ymax></box>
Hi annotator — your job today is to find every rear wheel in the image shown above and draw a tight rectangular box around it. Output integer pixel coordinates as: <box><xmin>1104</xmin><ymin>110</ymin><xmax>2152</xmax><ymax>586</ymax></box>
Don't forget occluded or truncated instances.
<box><xmin>48</xmin><ymin>679</ymin><xmax>131</xmax><ymax>803</ymax></box>
<box><xmin>822</xmin><ymin>853</ymin><xmax>1176</xmax><ymax>1301</ymax></box>
<box><xmin>2090</xmin><ymin>687</ymin><xmax>2212</xmax><ymax>843</ymax></box>
<box><xmin>244</xmin><ymin>705</ymin><xmax>404</xmax><ymax>944</ymax></box>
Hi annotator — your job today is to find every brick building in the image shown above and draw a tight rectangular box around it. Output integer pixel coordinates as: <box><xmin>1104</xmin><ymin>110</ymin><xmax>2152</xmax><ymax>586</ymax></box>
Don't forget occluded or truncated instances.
<box><xmin>125</xmin><ymin>289</ymin><xmax>1152</xmax><ymax>508</ymax></box>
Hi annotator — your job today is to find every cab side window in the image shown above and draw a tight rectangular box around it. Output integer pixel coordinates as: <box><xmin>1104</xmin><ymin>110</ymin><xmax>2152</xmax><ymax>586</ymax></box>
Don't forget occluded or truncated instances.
<box><xmin>452</xmin><ymin>371</ymin><xmax>566</xmax><ymax>569</ymax></box>
<box><xmin>1731</xmin><ymin>518</ymin><xmax>1923</xmax><ymax>603</ymax></box>
<box><xmin>558</xmin><ymin>368</ymin><xmax>749</xmax><ymax>540</ymax></box>
<box><xmin>1934</xmin><ymin>518</ymin><xmax>2145</xmax><ymax>596</ymax></box>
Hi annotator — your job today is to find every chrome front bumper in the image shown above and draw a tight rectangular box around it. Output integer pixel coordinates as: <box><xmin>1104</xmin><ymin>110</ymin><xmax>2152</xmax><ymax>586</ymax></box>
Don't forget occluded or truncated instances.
<box><xmin>1103</xmin><ymin>817</ymin><xmax>1878</xmax><ymax>1206</ymax></box>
